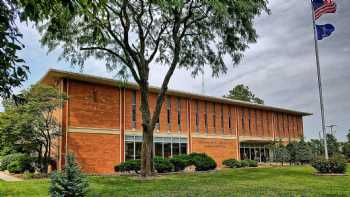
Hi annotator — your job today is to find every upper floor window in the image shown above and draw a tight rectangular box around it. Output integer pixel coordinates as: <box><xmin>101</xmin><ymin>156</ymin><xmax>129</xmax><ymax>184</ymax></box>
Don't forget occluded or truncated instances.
<box><xmin>205</xmin><ymin>102</ymin><xmax>208</xmax><ymax>134</ymax></box>
<box><xmin>195</xmin><ymin>100</ymin><xmax>199</xmax><ymax>132</ymax></box>
<box><xmin>248</xmin><ymin>109</ymin><xmax>251</xmax><ymax>131</ymax></box>
<box><xmin>221</xmin><ymin>104</ymin><xmax>224</xmax><ymax>134</ymax></box>
<box><xmin>132</xmin><ymin>90</ymin><xmax>137</xmax><ymax>128</ymax></box>
<box><xmin>241</xmin><ymin>110</ymin><xmax>245</xmax><ymax>130</ymax></box>
<box><xmin>255</xmin><ymin>110</ymin><xmax>258</xmax><ymax>130</ymax></box>
<box><xmin>213</xmin><ymin>103</ymin><xmax>216</xmax><ymax>132</ymax></box>
<box><xmin>177</xmin><ymin>98</ymin><xmax>181</xmax><ymax>131</ymax></box>
<box><xmin>228</xmin><ymin>107</ymin><xmax>232</xmax><ymax>130</ymax></box>
<box><xmin>166</xmin><ymin>96</ymin><xmax>171</xmax><ymax>129</ymax></box>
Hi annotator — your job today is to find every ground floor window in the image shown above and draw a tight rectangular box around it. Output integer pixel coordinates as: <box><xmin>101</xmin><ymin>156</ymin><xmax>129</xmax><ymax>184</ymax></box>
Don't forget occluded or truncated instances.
<box><xmin>125</xmin><ymin>135</ymin><xmax>188</xmax><ymax>161</ymax></box>
<box><xmin>240</xmin><ymin>143</ymin><xmax>270</xmax><ymax>162</ymax></box>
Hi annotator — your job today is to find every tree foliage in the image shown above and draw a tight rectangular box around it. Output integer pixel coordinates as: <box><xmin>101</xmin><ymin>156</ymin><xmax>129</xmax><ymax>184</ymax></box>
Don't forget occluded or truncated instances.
<box><xmin>50</xmin><ymin>154</ymin><xmax>89</xmax><ymax>197</ymax></box>
<box><xmin>18</xmin><ymin>0</ymin><xmax>269</xmax><ymax>176</ymax></box>
<box><xmin>326</xmin><ymin>134</ymin><xmax>340</xmax><ymax>157</ymax></box>
<box><xmin>0</xmin><ymin>0</ymin><xmax>29</xmax><ymax>98</ymax></box>
<box><xmin>0</xmin><ymin>84</ymin><xmax>67</xmax><ymax>172</ymax></box>
<box><xmin>223</xmin><ymin>84</ymin><xmax>264</xmax><ymax>104</ymax></box>
<box><xmin>295</xmin><ymin>139</ymin><xmax>312</xmax><ymax>164</ymax></box>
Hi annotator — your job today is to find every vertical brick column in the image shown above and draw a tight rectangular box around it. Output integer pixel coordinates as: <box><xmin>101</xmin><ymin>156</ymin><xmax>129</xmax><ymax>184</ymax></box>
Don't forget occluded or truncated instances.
<box><xmin>120</xmin><ymin>88</ymin><xmax>125</xmax><ymax>162</ymax></box>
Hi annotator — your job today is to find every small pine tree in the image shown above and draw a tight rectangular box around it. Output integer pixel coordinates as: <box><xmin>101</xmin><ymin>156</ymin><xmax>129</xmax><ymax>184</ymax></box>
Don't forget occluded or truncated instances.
<box><xmin>49</xmin><ymin>154</ymin><xmax>89</xmax><ymax>197</ymax></box>
<box><xmin>296</xmin><ymin>139</ymin><xmax>312</xmax><ymax>165</ymax></box>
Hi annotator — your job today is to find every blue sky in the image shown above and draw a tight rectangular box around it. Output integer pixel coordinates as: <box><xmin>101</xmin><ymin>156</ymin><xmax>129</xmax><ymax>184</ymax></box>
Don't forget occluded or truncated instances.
<box><xmin>4</xmin><ymin>0</ymin><xmax>350</xmax><ymax>141</ymax></box>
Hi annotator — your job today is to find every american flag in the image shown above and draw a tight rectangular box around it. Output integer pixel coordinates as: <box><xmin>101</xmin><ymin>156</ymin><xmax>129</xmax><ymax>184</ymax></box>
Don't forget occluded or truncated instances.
<box><xmin>312</xmin><ymin>0</ymin><xmax>337</xmax><ymax>20</ymax></box>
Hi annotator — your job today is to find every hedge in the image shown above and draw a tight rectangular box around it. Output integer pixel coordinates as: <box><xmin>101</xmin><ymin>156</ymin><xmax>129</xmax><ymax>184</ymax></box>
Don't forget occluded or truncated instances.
<box><xmin>222</xmin><ymin>159</ymin><xmax>258</xmax><ymax>168</ymax></box>
<box><xmin>188</xmin><ymin>153</ymin><xmax>217</xmax><ymax>171</ymax></box>
<box><xmin>312</xmin><ymin>155</ymin><xmax>347</xmax><ymax>174</ymax></box>
<box><xmin>153</xmin><ymin>156</ymin><xmax>174</xmax><ymax>173</ymax></box>
<box><xmin>169</xmin><ymin>155</ymin><xmax>191</xmax><ymax>171</ymax></box>
<box><xmin>0</xmin><ymin>153</ymin><xmax>33</xmax><ymax>173</ymax></box>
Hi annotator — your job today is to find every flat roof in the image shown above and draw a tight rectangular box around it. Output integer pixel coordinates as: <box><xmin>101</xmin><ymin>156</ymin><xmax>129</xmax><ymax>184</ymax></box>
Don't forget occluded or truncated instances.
<box><xmin>40</xmin><ymin>69</ymin><xmax>312</xmax><ymax>116</ymax></box>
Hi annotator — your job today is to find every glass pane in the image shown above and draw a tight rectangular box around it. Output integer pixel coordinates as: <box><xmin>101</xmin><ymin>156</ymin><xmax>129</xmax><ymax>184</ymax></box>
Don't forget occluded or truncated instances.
<box><xmin>240</xmin><ymin>148</ymin><xmax>245</xmax><ymax>160</ymax></box>
<box><xmin>172</xmin><ymin>143</ymin><xmax>180</xmax><ymax>156</ymax></box>
<box><xmin>135</xmin><ymin>142</ymin><xmax>142</xmax><ymax>159</ymax></box>
<box><xmin>125</xmin><ymin>141</ymin><xmax>134</xmax><ymax>161</ymax></box>
<box><xmin>164</xmin><ymin>143</ymin><xmax>171</xmax><ymax>158</ymax></box>
<box><xmin>155</xmin><ymin>142</ymin><xmax>162</xmax><ymax>157</ymax></box>
<box><xmin>180</xmin><ymin>143</ymin><xmax>187</xmax><ymax>155</ymax></box>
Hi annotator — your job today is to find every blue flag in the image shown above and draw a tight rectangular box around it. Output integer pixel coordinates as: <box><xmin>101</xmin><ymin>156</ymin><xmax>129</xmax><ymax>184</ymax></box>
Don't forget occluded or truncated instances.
<box><xmin>316</xmin><ymin>24</ymin><xmax>335</xmax><ymax>40</ymax></box>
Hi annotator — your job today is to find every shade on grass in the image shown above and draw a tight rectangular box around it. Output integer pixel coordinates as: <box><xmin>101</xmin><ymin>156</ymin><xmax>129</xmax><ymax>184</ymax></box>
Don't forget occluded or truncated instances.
<box><xmin>0</xmin><ymin>165</ymin><xmax>349</xmax><ymax>197</ymax></box>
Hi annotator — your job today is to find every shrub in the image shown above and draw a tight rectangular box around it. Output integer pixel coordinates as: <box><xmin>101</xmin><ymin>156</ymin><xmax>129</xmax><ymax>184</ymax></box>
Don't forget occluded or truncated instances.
<box><xmin>50</xmin><ymin>154</ymin><xmax>89</xmax><ymax>197</ymax></box>
<box><xmin>114</xmin><ymin>159</ymin><xmax>141</xmax><ymax>173</ymax></box>
<box><xmin>170</xmin><ymin>155</ymin><xmax>191</xmax><ymax>171</ymax></box>
<box><xmin>246</xmin><ymin>160</ymin><xmax>258</xmax><ymax>167</ymax></box>
<box><xmin>154</xmin><ymin>157</ymin><xmax>174</xmax><ymax>173</ymax></box>
<box><xmin>0</xmin><ymin>153</ymin><xmax>33</xmax><ymax>173</ymax></box>
<box><xmin>188</xmin><ymin>153</ymin><xmax>216</xmax><ymax>171</ymax></box>
<box><xmin>312</xmin><ymin>155</ymin><xmax>347</xmax><ymax>174</ymax></box>
<box><xmin>240</xmin><ymin>160</ymin><xmax>249</xmax><ymax>167</ymax></box>
<box><xmin>222</xmin><ymin>159</ymin><xmax>241</xmax><ymax>168</ymax></box>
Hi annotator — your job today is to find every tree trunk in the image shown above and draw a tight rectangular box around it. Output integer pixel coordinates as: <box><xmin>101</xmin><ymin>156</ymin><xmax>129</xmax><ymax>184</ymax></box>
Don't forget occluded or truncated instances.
<box><xmin>141</xmin><ymin>124</ymin><xmax>154</xmax><ymax>176</ymax></box>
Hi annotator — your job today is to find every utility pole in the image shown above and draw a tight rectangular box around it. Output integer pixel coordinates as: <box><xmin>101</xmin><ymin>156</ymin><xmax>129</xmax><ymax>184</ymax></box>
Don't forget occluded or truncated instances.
<box><xmin>326</xmin><ymin>124</ymin><xmax>336</xmax><ymax>136</ymax></box>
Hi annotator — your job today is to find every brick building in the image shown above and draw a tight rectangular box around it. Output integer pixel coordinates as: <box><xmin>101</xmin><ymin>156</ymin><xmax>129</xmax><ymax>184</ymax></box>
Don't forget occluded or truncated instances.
<box><xmin>41</xmin><ymin>69</ymin><xmax>311</xmax><ymax>174</ymax></box>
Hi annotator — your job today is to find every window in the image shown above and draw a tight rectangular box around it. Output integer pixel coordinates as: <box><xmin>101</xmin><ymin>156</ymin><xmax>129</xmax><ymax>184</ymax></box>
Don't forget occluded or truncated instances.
<box><xmin>228</xmin><ymin>108</ymin><xmax>232</xmax><ymax>130</ymax></box>
<box><xmin>167</xmin><ymin>96</ymin><xmax>171</xmax><ymax>130</ymax></box>
<box><xmin>205</xmin><ymin>102</ymin><xmax>208</xmax><ymax>134</ymax></box>
<box><xmin>177</xmin><ymin>98</ymin><xmax>181</xmax><ymax>131</ymax></box>
<box><xmin>213</xmin><ymin>103</ymin><xmax>216</xmax><ymax>132</ymax></box>
<box><xmin>221</xmin><ymin>104</ymin><xmax>224</xmax><ymax>134</ymax></box>
<box><xmin>132</xmin><ymin>90</ymin><xmax>137</xmax><ymax>128</ymax></box>
<box><xmin>255</xmin><ymin>110</ymin><xmax>258</xmax><ymax>130</ymax></box>
<box><xmin>248</xmin><ymin>109</ymin><xmax>251</xmax><ymax>131</ymax></box>
<box><xmin>241</xmin><ymin>110</ymin><xmax>245</xmax><ymax>130</ymax></box>
<box><xmin>195</xmin><ymin>100</ymin><xmax>199</xmax><ymax>132</ymax></box>
<box><xmin>124</xmin><ymin>136</ymin><xmax>188</xmax><ymax>159</ymax></box>
<box><xmin>125</xmin><ymin>136</ymin><xmax>142</xmax><ymax>161</ymax></box>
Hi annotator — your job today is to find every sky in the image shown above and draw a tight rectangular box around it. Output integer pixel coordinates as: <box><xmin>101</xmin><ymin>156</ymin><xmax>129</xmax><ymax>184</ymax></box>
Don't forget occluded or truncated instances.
<box><xmin>4</xmin><ymin>0</ymin><xmax>350</xmax><ymax>141</ymax></box>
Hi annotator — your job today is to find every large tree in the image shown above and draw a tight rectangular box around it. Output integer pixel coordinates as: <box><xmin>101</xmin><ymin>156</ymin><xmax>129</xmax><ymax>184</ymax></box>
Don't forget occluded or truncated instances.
<box><xmin>0</xmin><ymin>0</ymin><xmax>29</xmax><ymax>98</ymax></box>
<box><xmin>19</xmin><ymin>0</ymin><xmax>269</xmax><ymax>176</ymax></box>
<box><xmin>0</xmin><ymin>84</ymin><xmax>67</xmax><ymax>172</ymax></box>
<box><xmin>223</xmin><ymin>84</ymin><xmax>264</xmax><ymax>104</ymax></box>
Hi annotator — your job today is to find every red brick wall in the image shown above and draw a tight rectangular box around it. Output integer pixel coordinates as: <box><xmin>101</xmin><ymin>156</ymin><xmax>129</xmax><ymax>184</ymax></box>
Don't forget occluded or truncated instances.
<box><xmin>46</xmin><ymin>77</ymin><xmax>305</xmax><ymax>173</ymax></box>
<box><xmin>69</xmin><ymin>80</ymin><xmax>120</xmax><ymax>129</ymax></box>
<box><xmin>191</xmin><ymin>138</ymin><xmax>238</xmax><ymax>167</ymax></box>
<box><xmin>67</xmin><ymin>133</ymin><xmax>120</xmax><ymax>174</ymax></box>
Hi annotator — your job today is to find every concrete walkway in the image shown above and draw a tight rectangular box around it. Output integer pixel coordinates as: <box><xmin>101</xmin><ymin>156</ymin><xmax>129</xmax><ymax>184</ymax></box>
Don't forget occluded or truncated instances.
<box><xmin>0</xmin><ymin>171</ymin><xmax>23</xmax><ymax>182</ymax></box>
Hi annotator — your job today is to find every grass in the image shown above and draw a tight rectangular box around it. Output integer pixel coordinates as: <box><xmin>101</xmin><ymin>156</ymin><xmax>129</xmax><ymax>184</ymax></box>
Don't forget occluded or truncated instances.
<box><xmin>1</xmin><ymin>165</ymin><xmax>350</xmax><ymax>197</ymax></box>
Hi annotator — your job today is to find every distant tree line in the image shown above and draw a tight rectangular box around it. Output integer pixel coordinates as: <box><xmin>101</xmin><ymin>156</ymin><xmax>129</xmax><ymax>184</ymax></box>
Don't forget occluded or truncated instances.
<box><xmin>270</xmin><ymin>131</ymin><xmax>350</xmax><ymax>165</ymax></box>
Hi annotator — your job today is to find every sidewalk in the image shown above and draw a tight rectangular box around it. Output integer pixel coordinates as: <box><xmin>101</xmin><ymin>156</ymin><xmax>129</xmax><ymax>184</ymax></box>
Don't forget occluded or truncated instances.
<box><xmin>0</xmin><ymin>171</ymin><xmax>23</xmax><ymax>182</ymax></box>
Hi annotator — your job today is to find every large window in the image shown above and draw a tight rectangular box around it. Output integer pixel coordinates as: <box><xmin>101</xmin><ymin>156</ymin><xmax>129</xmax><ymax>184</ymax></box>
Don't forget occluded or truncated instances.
<box><xmin>125</xmin><ymin>135</ymin><xmax>188</xmax><ymax>160</ymax></box>
<box><xmin>228</xmin><ymin>107</ymin><xmax>231</xmax><ymax>130</ymax></box>
<box><xmin>132</xmin><ymin>90</ymin><xmax>137</xmax><ymax>128</ymax></box>
<box><xmin>240</xmin><ymin>143</ymin><xmax>270</xmax><ymax>162</ymax></box>
<box><xmin>125</xmin><ymin>135</ymin><xmax>142</xmax><ymax>160</ymax></box>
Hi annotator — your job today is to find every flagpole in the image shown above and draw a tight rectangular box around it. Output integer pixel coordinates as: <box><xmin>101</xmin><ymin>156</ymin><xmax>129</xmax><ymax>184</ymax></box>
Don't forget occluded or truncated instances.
<box><xmin>310</xmin><ymin>0</ymin><xmax>329</xmax><ymax>160</ymax></box>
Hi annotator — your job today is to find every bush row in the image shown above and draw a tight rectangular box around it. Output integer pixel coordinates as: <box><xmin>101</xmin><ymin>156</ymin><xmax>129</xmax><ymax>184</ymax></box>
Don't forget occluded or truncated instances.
<box><xmin>0</xmin><ymin>153</ymin><xmax>34</xmax><ymax>173</ymax></box>
<box><xmin>222</xmin><ymin>159</ymin><xmax>258</xmax><ymax>168</ymax></box>
<box><xmin>115</xmin><ymin>153</ymin><xmax>217</xmax><ymax>173</ymax></box>
<box><xmin>311</xmin><ymin>155</ymin><xmax>347</xmax><ymax>174</ymax></box>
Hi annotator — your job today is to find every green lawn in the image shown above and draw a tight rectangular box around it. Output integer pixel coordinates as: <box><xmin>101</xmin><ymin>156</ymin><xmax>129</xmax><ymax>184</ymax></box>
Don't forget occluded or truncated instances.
<box><xmin>1</xmin><ymin>165</ymin><xmax>350</xmax><ymax>197</ymax></box>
